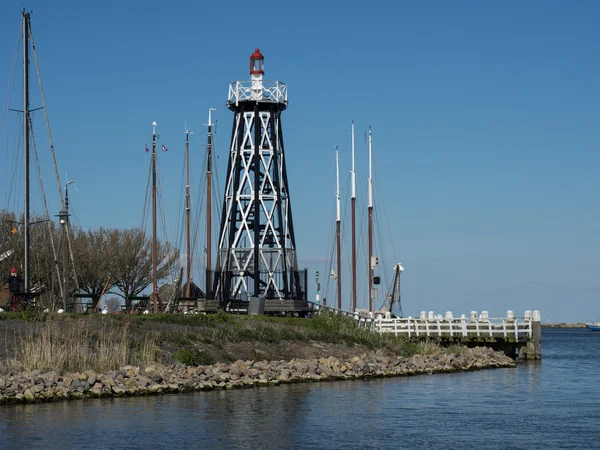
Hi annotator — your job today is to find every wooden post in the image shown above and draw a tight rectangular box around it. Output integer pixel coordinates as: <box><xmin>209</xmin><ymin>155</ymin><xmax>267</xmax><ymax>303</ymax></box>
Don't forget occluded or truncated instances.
<box><xmin>521</xmin><ymin>310</ymin><xmax>542</xmax><ymax>360</ymax></box>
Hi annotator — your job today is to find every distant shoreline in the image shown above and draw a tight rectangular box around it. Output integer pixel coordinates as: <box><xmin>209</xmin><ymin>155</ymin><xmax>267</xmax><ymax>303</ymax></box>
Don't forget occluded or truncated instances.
<box><xmin>542</xmin><ymin>323</ymin><xmax>586</xmax><ymax>328</ymax></box>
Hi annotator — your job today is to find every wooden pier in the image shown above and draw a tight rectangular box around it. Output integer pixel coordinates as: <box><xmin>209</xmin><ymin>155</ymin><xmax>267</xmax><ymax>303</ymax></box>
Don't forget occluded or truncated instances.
<box><xmin>372</xmin><ymin>309</ymin><xmax>542</xmax><ymax>360</ymax></box>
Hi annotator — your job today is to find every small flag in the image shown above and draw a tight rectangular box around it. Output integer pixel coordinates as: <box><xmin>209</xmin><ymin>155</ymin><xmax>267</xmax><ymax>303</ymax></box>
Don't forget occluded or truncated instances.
<box><xmin>161</xmin><ymin>144</ymin><xmax>168</xmax><ymax>152</ymax></box>
<box><xmin>145</xmin><ymin>144</ymin><xmax>149</xmax><ymax>153</ymax></box>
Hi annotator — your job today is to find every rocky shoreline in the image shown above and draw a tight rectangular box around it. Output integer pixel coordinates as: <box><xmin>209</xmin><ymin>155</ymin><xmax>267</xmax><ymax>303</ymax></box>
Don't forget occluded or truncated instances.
<box><xmin>0</xmin><ymin>347</ymin><xmax>515</xmax><ymax>405</ymax></box>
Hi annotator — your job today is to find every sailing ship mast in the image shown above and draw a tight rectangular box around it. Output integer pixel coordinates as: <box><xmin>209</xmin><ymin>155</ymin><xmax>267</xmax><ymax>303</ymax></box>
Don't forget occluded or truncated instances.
<box><xmin>205</xmin><ymin>108</ymin><xmax>216</xmax><ymax>299</ymax></box>
<box><xmin>367</xmin><ymin>126</ymin><xmax>374</xmax><ymax>312</ymax></box>
<box><xmin>185</xmin><ymin>127</ymin><xmax>192</xmax><ymax>297</ymax></box>
<box><xmin>5</xmin><ymin>10</ymin><xmax>73</xmax><ymax>306</ymax></box>
<box><xmin>151</xmin><ymin>121</ymin><xmax>158</xmax><ymax>313</ymax></box>
<box><xmin>22</xmin><ymin>10</ymin><xmax>31</xmax><ymax>293</ymax></box>
<box><xmin>350</xmin><ymin>121</ymin><xmax>357</xmax><ymax>313</ymax></box>
<box><xmin>335</xmin><ymin>146</ymin><xmax>342</xmax><ymax>309</ymax></box>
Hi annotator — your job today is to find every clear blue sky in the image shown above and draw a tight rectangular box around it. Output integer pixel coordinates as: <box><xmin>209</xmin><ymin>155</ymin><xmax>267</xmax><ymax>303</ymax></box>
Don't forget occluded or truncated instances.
<box><xmin>0</xmin><ymin>0</ymin><xmax>598</xmax><ymax>322</ymax></box>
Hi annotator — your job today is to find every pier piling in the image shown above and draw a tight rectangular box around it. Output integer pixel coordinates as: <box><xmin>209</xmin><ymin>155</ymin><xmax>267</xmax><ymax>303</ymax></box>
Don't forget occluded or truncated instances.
<box><xmin>520</xmin><ymin>310</ymin><xmax>542</xmax><ymax>360</ymax></box>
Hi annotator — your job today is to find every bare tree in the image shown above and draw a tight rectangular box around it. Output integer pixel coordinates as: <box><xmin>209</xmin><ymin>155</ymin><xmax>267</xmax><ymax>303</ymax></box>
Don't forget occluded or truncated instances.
<box><xmin>0</xmin><ymin>210</ymin><xmax>20</xmax><ymax>277</ymax></box>
<box><xmin>71</xmin><ymin>227</ymin><xmax>115</xmax><ymax>299</ymax></box>
<box><xmin>110</xmin><ymin>228</ymin><xmax>180</xmax><ymax>307</ymax></box>
<box><xmin>1</xmin><ymin>213</ymin><xmax>181</xmax><ymax>310</ymax></box>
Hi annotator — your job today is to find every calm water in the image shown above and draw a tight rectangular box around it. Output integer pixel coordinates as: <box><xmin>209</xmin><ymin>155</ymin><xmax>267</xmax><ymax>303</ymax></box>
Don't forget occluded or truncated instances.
<box><xmin>1</xmin><ymin>328</ymin><xmax>599</xmax><ymax>449</ymax></box>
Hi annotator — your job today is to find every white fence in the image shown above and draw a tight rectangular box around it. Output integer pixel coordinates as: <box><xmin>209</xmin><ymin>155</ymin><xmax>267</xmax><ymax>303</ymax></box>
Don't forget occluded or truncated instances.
<box><xmin>372</xmin><ymin>310</ymin><xmax>540</xmax><ymax>340</ymax></box>
<box><xmin>310</xmin><ymin>304</ymin><xmax>541</xmax><ymax>339</ymax></box>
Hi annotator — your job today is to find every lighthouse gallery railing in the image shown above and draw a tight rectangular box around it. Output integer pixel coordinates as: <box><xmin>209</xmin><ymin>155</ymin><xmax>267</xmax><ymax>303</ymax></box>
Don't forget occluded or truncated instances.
<box><xmin>228</xmin><ymin>80</ymin><xmax>288</xmax><ymax>106</ymax></box>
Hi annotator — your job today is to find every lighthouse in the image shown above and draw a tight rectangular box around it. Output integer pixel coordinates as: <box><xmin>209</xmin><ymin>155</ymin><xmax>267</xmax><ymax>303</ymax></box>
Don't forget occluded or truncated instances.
<box><xmin>215</xmin><ymin>49</ymin><xmax>305</xmax><ymax>308</ymax></box>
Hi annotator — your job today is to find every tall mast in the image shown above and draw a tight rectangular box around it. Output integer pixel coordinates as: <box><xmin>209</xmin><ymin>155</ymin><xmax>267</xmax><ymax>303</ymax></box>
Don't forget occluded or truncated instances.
<box><xmin>367</xmin><ymin>126</ymin><xmax>374</xmax><ymax>312</ymax></box>
<box><xmin>185</xmin><ymin>127</ymin><xmax>192</xmax><ymax>297</ymax></box>
<box><xmin>23</xmin><ymin>10</ymin><xmax>31</xmax><ymax>293</ymax></box>
<box><xmin>335</xmin><ymin>146</ymin><xmax>342</xmax><ymax>310</ymax></box>
<box><xmin>151</xmin><ymin>121</ymin><xmax>158</xmax><ymax>313</ymax></box>
<box><xmin>205</xmin><ymin>108</ymin><xmax>216</xmax><ymax>299</ymax></box>
<box><xmin>350</xmin><ymin>121</ymin><xmax>357</xmax><ymax>313</ymax></box>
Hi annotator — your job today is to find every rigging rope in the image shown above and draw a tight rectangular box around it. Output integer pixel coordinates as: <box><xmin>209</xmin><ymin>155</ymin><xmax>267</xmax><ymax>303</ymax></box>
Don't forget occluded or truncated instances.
<box><xmin>7</xmin><ymin>119</ymin><xmax>23</xmax><ymax>213</ymax></box>
<box><xmin>211</xmin><ymin>131</ymin><xmax>223</xmax><ymax>254</ymax></box>
<box><xmin>374</xmin><ymin>208</ymin><xmax>388</xmax><ymax>299</ymax></box>
<box><xmin>373</xmin><ymin>155</ymin><xmax>399</xmax><ymax>304</ymax></box>
<box><xmin>173</xmin><ymin>145</ymin><xmax>186</xmax><ymax>279</ymax></box>
<box><xmin>156</xmin><ymin>157</ymin><xmax>178</xmax><ymax>282</ymax></box>
<box><xmin>139</xmin><ymin>152</ymin><xmax>152</xmax><ymax>232</ymax></box>
<box><xmin>0</xmin><ymin>23</ymin><xmax>20</xmax><ymax>136</ymax></box>
<box><xmin>29</xmin><ymin>116</ymin><xmax>64</xmax><ymax>300</ymax></box>
<box><xmin>374</xmin><ymin>165</ymin><xmax>398</xmax><ymax>263</ymax></box>
<box><xmin>1</xmin><ymin>23</ymin><xmax>21</xmax><ymax>205</ymax></box>
<box><xmin>65</xmin><ymin>218</ymin><xmax>80</xmax><ymax>290</ymax></box>
<box><xmin>29</xmin><ymin>23</ymin><xmax>64</xmax><ymax>209</ymax></box>
<box><xmin>341</xmin><ymin>173</ymin><xmax>353</xmax><ymax>284</ymax></box>
<box><xmin>190</xmin><ymin>146</ymin><xmax>208</xmax><ymax>286</ymax></box>
<box><xmin>322</xmin><ymin>176</ymin><xmax>337</xmax><ymax>304</ymax></box>
<box><xmin>30</xmin><ymin>24</ymin><xmax>80</xmax><ymax>291</ymax></box>
<box><xmin>66</xmin><ymin>201</ymin><xmax>84</xmax><ymax>291</ymax></box>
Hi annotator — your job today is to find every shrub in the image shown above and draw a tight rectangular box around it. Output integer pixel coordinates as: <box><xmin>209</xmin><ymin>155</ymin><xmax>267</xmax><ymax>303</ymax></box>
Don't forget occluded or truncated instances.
<box><xmin>173</xmin><ymin>347</ymin><xmax>215</xmax><ymax>366</ymax></box>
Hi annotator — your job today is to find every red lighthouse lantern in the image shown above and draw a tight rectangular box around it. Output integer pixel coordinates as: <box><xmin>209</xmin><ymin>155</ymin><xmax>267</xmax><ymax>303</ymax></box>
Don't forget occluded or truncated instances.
<box><xmin>250</xmin><ymin>48</ymin><xmax>264</xmax><ymax>76</ymax></box>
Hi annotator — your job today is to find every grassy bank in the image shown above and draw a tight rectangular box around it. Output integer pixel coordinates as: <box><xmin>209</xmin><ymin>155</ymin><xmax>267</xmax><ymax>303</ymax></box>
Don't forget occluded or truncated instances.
<box><xmin>0</xmin><ymin>311</ymin><xmax>464</xmax><ymax>374</ymax></box>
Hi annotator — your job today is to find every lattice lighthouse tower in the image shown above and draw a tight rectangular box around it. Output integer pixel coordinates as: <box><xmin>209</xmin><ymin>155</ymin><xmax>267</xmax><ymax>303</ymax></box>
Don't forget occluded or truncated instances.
<box><xmin>215</xmin><ymin>48</ymin><xmax>304</xmax><ymax>305</ymax></box>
